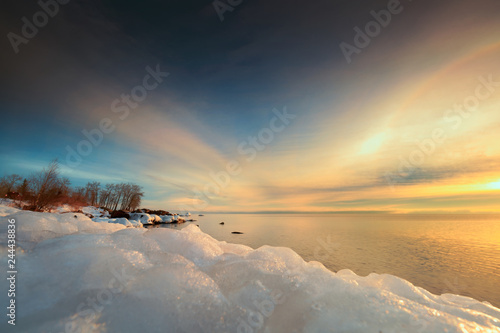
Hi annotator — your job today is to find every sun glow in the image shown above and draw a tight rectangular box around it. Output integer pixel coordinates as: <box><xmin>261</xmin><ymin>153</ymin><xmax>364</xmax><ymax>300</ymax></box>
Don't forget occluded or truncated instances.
<box><xmin>359</xmin><ymin>133</ymin><xmax>386</xmax><ymax>155</ymax></box>
<box><xmin>485</xmin><ymin>180</ymin><xmax>500</xmax><ymax>190</ymax></box>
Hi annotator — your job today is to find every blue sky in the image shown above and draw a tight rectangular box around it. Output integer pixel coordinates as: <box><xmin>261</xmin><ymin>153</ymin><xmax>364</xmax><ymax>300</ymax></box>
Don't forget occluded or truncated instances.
<box><xmin>1</xmin><ymin>0</ymin><xmax>500</xmax><ymax>212</ymax></box>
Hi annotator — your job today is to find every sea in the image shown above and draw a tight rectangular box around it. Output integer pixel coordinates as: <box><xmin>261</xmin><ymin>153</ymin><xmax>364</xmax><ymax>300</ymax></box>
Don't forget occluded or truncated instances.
<box><xmin>148</xmin><ymin>213</ymin><xmax>500</xmax><ymax>308</ymax></box>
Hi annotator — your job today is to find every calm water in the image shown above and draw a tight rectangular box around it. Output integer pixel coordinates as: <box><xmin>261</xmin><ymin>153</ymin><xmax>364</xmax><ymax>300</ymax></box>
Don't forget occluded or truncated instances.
<box><xmin>149</xmin><ymin>214</ymin><xmax>500</xmax><ymax>307</ymax></box>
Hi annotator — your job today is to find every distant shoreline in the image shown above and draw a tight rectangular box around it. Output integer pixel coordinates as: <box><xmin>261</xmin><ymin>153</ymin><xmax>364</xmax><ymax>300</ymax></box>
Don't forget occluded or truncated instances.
<box><xmin>194</xmin><ymin>211</ymin><xmax>500</xmax><ymax>215</ymax></box>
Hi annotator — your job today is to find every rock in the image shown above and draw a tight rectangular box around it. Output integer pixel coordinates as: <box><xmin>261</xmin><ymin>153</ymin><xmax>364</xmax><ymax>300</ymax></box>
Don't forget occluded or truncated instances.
<box><xmin>219</xmin><ymin>222</ymin><xmax>225</xmax><ymax>225</ymax></box>
<box><xmin>132</xmin><ymin>208</ymin><xmax>170</xmax><ymax>216</ymax></box>
<box><xmin>231</xmin><ymin>231</ymin><xmax>243</xmax><ymax>234</ymax></box>
<box><xmin>110</xmin><ymin>210</ymin><xmax>131</xmax><ymax>219</ymax></box>
<box><xmin>149</xmin><ymin>209</ymin><xmax>170</xmax><ymax>216</ymax></box>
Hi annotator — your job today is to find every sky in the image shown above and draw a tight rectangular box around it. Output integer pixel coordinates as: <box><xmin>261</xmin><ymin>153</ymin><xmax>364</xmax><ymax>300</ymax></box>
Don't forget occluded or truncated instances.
<box><xmin>1</xmin><ymin>0</ymin><xmax>500</xmax><ymax>213</ymax></box>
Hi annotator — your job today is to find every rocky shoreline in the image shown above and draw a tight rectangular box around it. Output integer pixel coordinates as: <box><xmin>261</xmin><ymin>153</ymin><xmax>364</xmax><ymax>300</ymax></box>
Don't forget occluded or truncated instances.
<box><xmin>67</xmin><ymin>206</ymin><xmax>196</xmax><ymax>227</ymax></box>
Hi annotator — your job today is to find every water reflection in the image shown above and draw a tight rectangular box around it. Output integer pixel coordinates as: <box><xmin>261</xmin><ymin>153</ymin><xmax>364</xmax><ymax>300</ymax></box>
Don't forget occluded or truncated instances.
<box><xmin>146</xmin><ymin>214</ymin><xmax>500</xmax><ymax>307</ymax></box>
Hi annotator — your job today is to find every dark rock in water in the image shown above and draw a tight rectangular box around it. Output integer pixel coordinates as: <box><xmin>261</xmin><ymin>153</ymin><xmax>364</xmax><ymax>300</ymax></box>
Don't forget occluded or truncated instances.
<box><xmin>231</xmin><ymin>231</ymin><xmax>243</xmax><ymax>234</ymax></box>
<box><xmin>198</xmin><ymin>214</ymin><xmax>204</xmax><ymax>216</ymax></box>
<box><xmin>187</xmin><ymin>219</ymin><xmax>197</xmax><ymax>222</ymax></box>
<box><xmin>74</xmin><ymin>215</ymin><xmax>78</xmax><ymax>218</ymax></box>
<box><xmin>149</xmin><ymin>209</ymin><xmax>170</xmax><ymax>216</ymax></box>
<box><xmin>132</xmin><ymin>208</ymin><xmax>171</xmax><ymax>216</ymax></box>
<box><xmin>110</xmin><ymin>210</ymin><xmax>131</xmax><ymax>219</ymax></box>
<box><xmin>219</xmin><ymin>222</ymin><xmax>225</xmax><ymax>225</ymax></box>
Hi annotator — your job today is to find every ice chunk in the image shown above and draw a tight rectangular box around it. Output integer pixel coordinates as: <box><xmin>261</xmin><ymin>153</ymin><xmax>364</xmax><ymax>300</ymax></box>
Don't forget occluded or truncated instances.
<box><xmin>129</xmin><ymin>212</ymin><xmax>154</xmax><ymax>224</ymax></box>
<box><xmin>160</xmin><ymin>215</ymin><xmax>173</xmax><ymax>223</ymax></box>
<box><xmin>150</xmin><ymin>214</ymin><xmax>163</xmax><ymax>223</ymax></box>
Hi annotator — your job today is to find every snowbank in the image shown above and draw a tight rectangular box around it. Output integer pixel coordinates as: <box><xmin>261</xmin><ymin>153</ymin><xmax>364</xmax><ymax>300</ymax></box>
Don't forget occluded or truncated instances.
<box><xmin>1</xmin><ymin>206</ymin><xmax>499</xmax><ymax>333</ymax></box>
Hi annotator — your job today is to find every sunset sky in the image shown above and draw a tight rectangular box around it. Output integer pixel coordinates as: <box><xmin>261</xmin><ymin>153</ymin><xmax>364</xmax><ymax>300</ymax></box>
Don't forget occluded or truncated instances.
<box><xmin>1</xmin><ymin>0</ymin><xmax>500</xmax><ymax>213</ymax></box>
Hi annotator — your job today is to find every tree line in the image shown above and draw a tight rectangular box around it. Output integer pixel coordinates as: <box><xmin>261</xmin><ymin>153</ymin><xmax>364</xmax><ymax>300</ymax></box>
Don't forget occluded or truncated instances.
<box><xmin>0</xmin><ymin>160</ymin><xmax>144</xmax><ymax>211</ymax></box>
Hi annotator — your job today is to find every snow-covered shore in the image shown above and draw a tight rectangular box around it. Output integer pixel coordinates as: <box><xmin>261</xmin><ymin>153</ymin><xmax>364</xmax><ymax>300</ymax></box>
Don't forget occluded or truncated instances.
<box><xmin>1</xmin><ymin>205</ymin><xmax>499</xmax><ymax>332</ymax></box>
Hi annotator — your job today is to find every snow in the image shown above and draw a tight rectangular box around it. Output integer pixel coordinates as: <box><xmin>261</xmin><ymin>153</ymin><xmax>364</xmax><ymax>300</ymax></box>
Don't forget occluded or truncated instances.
<box><xmin>92</xmin><ymin>217</ymin><xmax>143</xmax><ymax>228</ymax></box>
<box><xmin>150</xmin><ymin>214</ymin><xmax>163</xmax><ymax>223</ymax></box>
<box><xmin>161</xmin><ymin>215</ymin><xmax>173</xmax><ymax>223</ymax></box>
<box><xmin>53</xmin><ymin>204</ymin><xmax>76</xmax><ymax>213</ymax></box>
<box><xmin>82</xmin><ymin>206</ymin><xmax>110</xmax><ymax>218</ymax></box>
<box><xmin>129</xmin><ymin>212</ymin><xmax>155</xmax><ymax>224</ymax></box>
<box><xmin>1</xmin><ymin>205</ymin><xmax>499</xmax><ymax>333</ymax></box>
<box><xmin>0</xmin><ymin>204</ymin><xmax>19</xmax><ymax>217</ymax></box>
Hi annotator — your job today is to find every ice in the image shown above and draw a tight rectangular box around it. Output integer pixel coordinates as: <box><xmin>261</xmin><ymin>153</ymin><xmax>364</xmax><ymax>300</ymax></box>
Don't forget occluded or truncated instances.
<box><xmin>160</xmin><ymin>215</ymin><xmax>173</xmax><ymax>223</ymax></box>
<box><xmin>53</xmin><ymin>204</ymin><xmax>77</xmax><ymax>213</ymax></box>
<box><xmin>129</xmin><ymin>212</ymin><xmax>154</xmax><ymax>224</ymax></box>
<box><xmin>0</xmin><ymin>206</ymin><xmax>125</xmax><ymax>251</ymax></box>
<box><xmin>150</xmin><ymin>214</ymin><xmax>163</xmax><ymax>223</ymax></box>
<box><xmin>0</xmin><ymin>205</ymin><xmax>499</xmax><ymax>333</ymax></box>
<box><xmin>82</xmin><ymin>206</ymin><xmax>110</xmax><ymax>217</ymax></box>
<box><xmin>92</xmin><ymin>217</ymin><xmax>143</xmax><ymax>228</ymax></box>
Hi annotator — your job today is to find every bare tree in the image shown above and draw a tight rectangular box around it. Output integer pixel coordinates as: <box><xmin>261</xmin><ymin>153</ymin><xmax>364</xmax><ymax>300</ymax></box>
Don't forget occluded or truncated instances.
<box><xmin>0</xmin><ymin>174</ymin><xmax>22</xmax><ymax>196</ymax></box>
<box><xmin>98</xmin><ymin>184</ymin><xmax>112</xmax><ymax>208</ymax></box>
<box><xmin>58</xmin><ymin>177</ymin><xmax>71</xmax><ymax>197</ymax></box>
<box><xmin>96</xmin><ymin>182</ymin><xmax>143</xmax><ymax>211</ymax></box>
<box><xmin>122</xmin><ymin>184</ymin><xmax>143</xmax><ymax>210</ymax></box>
<box><xmin>71</xmin><ymin>186</ymin><xmax>87</xmax><ymax>205</ymax></box>
<box><xmin>29</xmin><ymin>160</ymin><xmax>60</xmax><ymax>210</ymax></box>
<box><xmin>17</xmin><ymin>178</ymin><xmax>30</xmax><ymax>197</ymax></box>
<box><xmin>128</xmin><ymin>190</ymin><xmax>143</xmax><ymax>211</ymax></box>
<box><xmin>84</xmin><ymin>181</ymin><xmax>100</xmax><ymax>206</ymax></box>
<box><xmin>1</xmin><ymin>160</ymin><xmax>149</xmax><ymax>212</ymax></box>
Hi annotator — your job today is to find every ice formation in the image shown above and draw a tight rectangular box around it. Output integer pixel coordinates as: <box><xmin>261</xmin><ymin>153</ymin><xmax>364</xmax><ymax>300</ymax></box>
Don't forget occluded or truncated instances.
<box><xmin>129</xmin><ymin>212</ymin><xmax>155</xmax><ymax>224</ymax></box>
<box><xmin>82</xmin><ymin>206</ymin><xmax>110</xmax><ymax>218</ymax></box>
<box><xmin>1</xmin><ymin>205</ymin><xmax>499</xmax><ymax>333</ymax></box>
<box><xmin>92</xmin><ymin>217</ymin><xmax>143</xmax><ymax>228</ymax></box>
